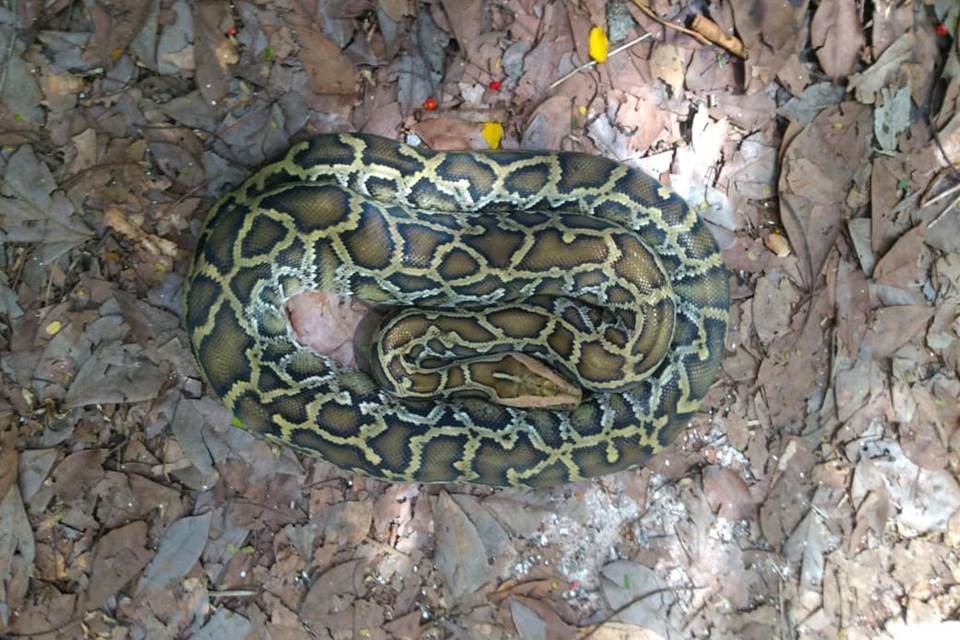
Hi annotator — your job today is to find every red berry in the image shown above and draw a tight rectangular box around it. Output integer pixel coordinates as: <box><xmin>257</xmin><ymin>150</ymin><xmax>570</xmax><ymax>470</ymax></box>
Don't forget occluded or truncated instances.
<box><xmin>423</xmin><ymin>96</ymin><xmax>438</xmax><ymax>111</ymax></box>
<box><xmin>489</xmin><ymin>80</ymin><xmax>502</xmax><ymax>90</ymax></box>
<box><xmin>936</xmin><ymin>23</ymin><xmax>950</xmax><ymax>37</ymax></box>
<box><xmin>226</xmin><ymin>26</ymin><xmax>238</xmax><ymax>37</ymax></box>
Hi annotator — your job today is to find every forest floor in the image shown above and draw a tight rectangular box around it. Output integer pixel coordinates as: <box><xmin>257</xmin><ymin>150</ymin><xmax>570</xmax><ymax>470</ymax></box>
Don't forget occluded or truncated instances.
<box><xmin>1</xmin><ymin>0</ymin><xmax>959</xmax><ymax>638</ymax></box>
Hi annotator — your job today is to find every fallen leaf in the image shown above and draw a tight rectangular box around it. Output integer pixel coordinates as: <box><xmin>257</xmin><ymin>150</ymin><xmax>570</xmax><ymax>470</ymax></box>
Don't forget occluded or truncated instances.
<box><xmin>312</xmin><ymin>499</ymin><xmax>374</xmax><ymax>547</ymax></box>
<box><xmin>779</xmin><ymin>102</ymin><xmax>872</xmax><ymax>286</ymax></box>
<box><xmin>852</xmin><ymin>440</ymin><xmax>960</xmax><ymax>534</ymax></box>
<box><xmin>378</xmin><ymin>0</ymin><xmax>410</xmax><ymax>22</ymax></box>
<box><xmin>600</xmin><ymin>561</ymin><xmax>671</xmax><ymax>637</ymax></box>
<box><xmin>434</xmin><ymin>492</ymin><xmax>514</xmax><ymax>599</ymax></box>
<box><xmin>86</xmin><ymin>521</ymin><xmax>153</xmax><ymax>608</ymax></box>
<box><xmin>873</xmin><ymin>225</ymin><xmax>932</xmax><ymax>290</ymax></box>
<box><xmin>192</xmin><ymin>607</ymin><xmax>253</xmax><ymax>639</ymax></box>
<box><xmin>649</xmin><ymin>43</ymin><xmax>684</xmax><ymax>94</ymax></box>
<box><xmin>298</xmin><ymin>31</ymin><xmax>357</xmax><ymax>94</ymax></box>
<box><xmin>193</xmin><ymin>0</ymin><xmax>233</xmax><ymax>104</ymax></box>
<box><xmin>84</xmin><ymin>0</ymin><xmax>153</xmax><ymax>66</ymax></box>
<box><xmin>777</xmin><ymin>82</ymin><xmax>846</xmax><ymax>126</ymax></box>
<box><xmin>299</xmin><ymin>559</ymin><xmax>365</xmax><ymax>632</ymax></box>
<box><xmin>729</xmin><ymin>0</ymin><xmax>809</xmax><ymax>93</ymax></box>
<box><xmin>135</xmin><ymin>511</ymin><xmax>212</xmax><ymax>594</ymax></box>
<box><xmin>508</xmin><ymin>597</ymin><xmax>576</xmax><ymax>640</ymax></box>
<box><xmin>64</xmin><ymin>342</ymin><xmax>166</xmax><ymax>408</ymax></box>
<box><xmin>864</xmin><ymin>305</ymin><xmax>935</xmax><ymax>359</ymax></box>
<box><xmin>848</xmin><ymin>32</ymin><xmax>913</xmax><ymax>104</ymax></box>
<box><xmin>0</xmin><ymin>483</ymin><xmax>35</xmax><ymax>627</ymax></box>
<box><xmin>874</xmin><ymin>85</ymin><xmax>912</xmax><ymax>152</ymax></box>
<box><xmin>811</xmin><ymin>0</ymin><xmax>865</xmax><ymax>80</ymax></box>
<box><xmin>702</xmin><ymin>466</ymin><xmax>756</xmax><ymax>519</ymax></box>
<box><xmin>156</xmin><ymin>0</ymin><xmax>194</xmax><ymax>74</ymax></box>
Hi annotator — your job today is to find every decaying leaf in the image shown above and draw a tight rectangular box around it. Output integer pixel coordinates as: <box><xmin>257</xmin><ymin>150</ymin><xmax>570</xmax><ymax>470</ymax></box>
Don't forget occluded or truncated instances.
<box><xmin>874</xmin><ymin>85</ymin><xmax>912</xmax><ymax>152</ymax></box>
<box><xmin>811</xmin><ymin>0</ymin><xmax>865</xmax><ymax>80</ymax></box>
<box><xmin>848</xmin><ymin>32</ymin><xmax>913</xmax><ymax>104</ymax></box>
<box><xmin>135</xmin><ymin>512</ymin><xmax>212</xmax><ymax>594</ymax></box>
<box><xmin>434</xmin><ymin>492</ymin><xmax>514</xmax><ymax>600</ymax></box>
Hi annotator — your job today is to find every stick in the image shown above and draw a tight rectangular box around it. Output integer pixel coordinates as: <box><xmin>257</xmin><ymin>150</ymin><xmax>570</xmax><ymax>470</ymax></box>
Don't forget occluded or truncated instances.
<box><xmin>548</xmin><ymin>32</ymin><xmax>652</xmax><ymax>90</ymax></box>
<box><xmin>690</xmin><ymin>14</ymin><xmax>747</xmax><ymax>59</ymax></box>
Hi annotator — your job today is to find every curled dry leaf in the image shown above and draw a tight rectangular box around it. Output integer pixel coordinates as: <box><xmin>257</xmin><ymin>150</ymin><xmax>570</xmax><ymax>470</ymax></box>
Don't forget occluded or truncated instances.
<box><xmin>764</xmin><ymin>232</ymin><xmax>791</xmax><ymax>257</ymax></box>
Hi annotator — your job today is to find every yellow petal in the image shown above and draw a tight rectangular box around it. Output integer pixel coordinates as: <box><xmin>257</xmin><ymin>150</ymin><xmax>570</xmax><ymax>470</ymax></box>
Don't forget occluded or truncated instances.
<box><xmin>45</xmin><ymin>320</ymin><xmax>62</xmax><ymax>335</ymax></box>
<box><xmin>482</xmin><ymin>121</ymin><xmax>503</xmax><ymax>149</ymax></box>
<box><xmin>589</xmin><ymin>26</ymin><xmax>608</xmax><ymax>63</ymax></box>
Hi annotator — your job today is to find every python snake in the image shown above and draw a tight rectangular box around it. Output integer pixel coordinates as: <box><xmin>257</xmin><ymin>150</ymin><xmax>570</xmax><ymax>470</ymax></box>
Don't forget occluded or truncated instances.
<box><xmin>184</xmin><ymin>133</ymin><xmax>729</xmax><ymax>487</ymax></box>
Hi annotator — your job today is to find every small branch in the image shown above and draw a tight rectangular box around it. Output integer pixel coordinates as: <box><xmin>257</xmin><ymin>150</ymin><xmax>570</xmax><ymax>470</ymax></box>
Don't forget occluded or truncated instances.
<box><xmin>690</xmin><ymin>14</ymin><xmax>747</xmax><ymax>59</ymax></box>
<box><xmin>631</xmin><ymin>0</ymin><xmax>711</xmax><ymax>46</ymax></box>
<box><xmin>548</xmin><ymin>32</ymin><xmax>652</xmax><ymax>90</ymax></box>
<box><xmin>209</xmin><ymin>589</ymin><xmax>258</xmax><ymax>599</ymax></box>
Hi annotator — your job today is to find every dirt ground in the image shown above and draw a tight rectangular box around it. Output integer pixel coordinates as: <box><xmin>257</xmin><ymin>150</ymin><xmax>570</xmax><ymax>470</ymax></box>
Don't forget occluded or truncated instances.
<box><xmin>1</xmin><ymin>0</ymin><xmax>959</xmax><ymax>638</ymax></box>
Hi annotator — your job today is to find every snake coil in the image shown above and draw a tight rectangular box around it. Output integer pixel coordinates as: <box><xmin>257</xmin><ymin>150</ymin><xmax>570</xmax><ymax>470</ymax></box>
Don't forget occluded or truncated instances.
<box><xmin>184</xmin><ymin>133</ymin><xmax>729</xmax><ymax>487</ymax></box>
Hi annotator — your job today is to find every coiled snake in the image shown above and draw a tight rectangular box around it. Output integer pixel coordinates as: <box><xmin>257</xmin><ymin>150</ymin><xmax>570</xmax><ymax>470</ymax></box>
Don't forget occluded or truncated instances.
<box><xmin>184</xmin><ymin>133</ymin><xmax>729</xmax><ymax>487</ymax></box>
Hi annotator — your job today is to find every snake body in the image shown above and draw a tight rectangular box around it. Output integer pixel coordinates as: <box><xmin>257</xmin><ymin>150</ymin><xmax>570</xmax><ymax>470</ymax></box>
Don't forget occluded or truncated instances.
<box><xmin>184</xmin><ymin>133</ymin><xmax>729</xmax><ymax>487</ymax></box>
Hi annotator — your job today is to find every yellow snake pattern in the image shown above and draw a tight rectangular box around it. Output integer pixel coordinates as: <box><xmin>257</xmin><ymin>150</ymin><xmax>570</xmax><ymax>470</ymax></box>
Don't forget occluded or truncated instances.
<box><xmin>184</xmin><ymin>133</ymin><xmax>729</xmax><ymax>487</ymax></box>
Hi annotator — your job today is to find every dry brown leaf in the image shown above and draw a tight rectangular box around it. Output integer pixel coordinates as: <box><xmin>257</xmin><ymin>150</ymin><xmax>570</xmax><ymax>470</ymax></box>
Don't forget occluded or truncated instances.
<box><xmin>848</xmin><ymin>31</ymin><xmax>913</xmax><ymax>104</ymax></box>
<box><xmin>507</xmin><ymin>596</ymin><xmax>577</xmax><ymax>640</ymax></box>
<box><xmin>873</xmin><ymin>225</ymin><xmax>932</xmax><ymax>290</ymax></box>
<box><xmin>523</xmin><ymin>95</ymin><xmax>573</xmax><ymax>150</ymax></box>
<box><xmin>194</xmin><ymin>0</ymin><xmax>233</xmax><ymax>104</ymax></box>
<box><xmin>810</xmin><ymin>0</ymin><xmax>865</xmax><ymax>80</ymax></box>
<box><xmin>84</xmin><ymin>0</ymin><xmax>153</xmax><ymax>66</ymax></box>
<box><xmin>287</xmin><ymin>292</ymin><xmax>375</xmax><ymax>369</ymax></box>
<box><xmin>779</xmin><ymin>102</ymin><xmax>872</xmax><ymax>286</ymax></box>
<box><xmin>864</xmin><ymin>305</ymin><xmax>935</xmax><ymax>359</ymax></box>
<box><xmin>649</xmin><ymin>43</ymin><xmax>684</xmax><ymax>95</ymax></box>
<box><xmin>757</xmin><ymin>288</ymin><xmax>832</xmax><ymax>426</ymax></box>
<box><xmin>752</xmin><ymin>273</ymin><xmax>800</xmax><ymax>345</ymax></box>
<box><xmin>703</xmin><ymin>466</ymin><xmax>756</xmax><ymax>520</ymax></box>
<box><xmin>834</xmin><ymin>259</ymin><xmax>869</xmax><ymax>357</ymax></box>
<box><xmin>729</xmin><ymin>0</ymin><xmax>809</xmax><ymax>93</ymax></box>
<box><xmin>86</xmin><ymin>521</ymin><xmax>153</xmax><ymax>609</ymax></box>
<box><xmin>441</xmin><ymin>0</ymin><xmax>487</xmax><ymax>61</ymax></box>
<box><xmin>870</xmin><ymin>154</ymin><xmax>912</xmax><ymax>255</ymax></box>
<box><xmin>286</xmin><ymin>3</ymin><xmax>358</xmax><ymax>96</ymax></box>
<box><xmin>378</xmin><ymin>0</ymin><xmax>411</xmax><ymax>22</ymax></box>
<box><xmin>412</xmin><ymin>117</ymin><xmax>487</xmax><ymax>149</ymax></box>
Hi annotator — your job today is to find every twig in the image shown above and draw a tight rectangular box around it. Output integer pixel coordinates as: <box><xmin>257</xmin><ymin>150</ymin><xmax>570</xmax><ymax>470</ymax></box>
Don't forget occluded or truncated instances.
<box><xmin>548</xmin><ymin>32</ymin><xmax>652</xmax><ymax>90</ymax></box>
<box><xmin>690</xmin><ymin>14</ymin><xmax>747</xmax><ymax>59</ymax></box>
<box><xmin>209</xmin><ymin>589</ymin><xmax>258</xmax><ymax>598</ymax></box>
<box><xmin>927</xmin><ymin>191</ymin><xmax>960</xmax><ymax>229</ymax></box>
<box><xmin>631</xmin><ymin>0</ymin><xmax>711</xmax><ymax>46</ymax></box>
<box><xmin>922</xmin><ymin>178</ymin><xmax>960</xmax><ymax>209</ymax></box>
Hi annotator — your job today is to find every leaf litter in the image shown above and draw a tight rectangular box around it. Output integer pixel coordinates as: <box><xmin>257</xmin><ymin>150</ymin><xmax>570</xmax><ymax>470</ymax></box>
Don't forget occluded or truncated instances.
<box><xmin>0</xmin><ymin>1</ymin><xmax>958</xmax><ymax>638</ymax></box>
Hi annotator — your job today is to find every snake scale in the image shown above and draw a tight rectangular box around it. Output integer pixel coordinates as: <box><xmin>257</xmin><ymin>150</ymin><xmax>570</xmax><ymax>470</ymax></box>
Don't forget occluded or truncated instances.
<box><xmin>184</xmin><ymin>133</ymin><xmax>729</xmax><ymax>487</ymax></box>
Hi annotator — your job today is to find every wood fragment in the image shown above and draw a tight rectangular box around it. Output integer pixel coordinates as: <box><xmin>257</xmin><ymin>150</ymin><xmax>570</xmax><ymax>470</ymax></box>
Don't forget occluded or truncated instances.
<box><xmin>630</xmin><ymin>0</ymin><xmax>710</xmax><ymax>46</ymax></box>
<box><xmin>690</xmin><ymin>14</ymin><xmax>748</xmax><ymax>59</ymax></box>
